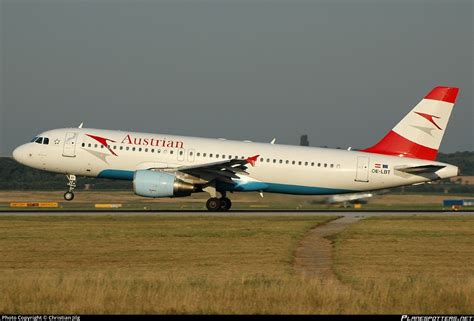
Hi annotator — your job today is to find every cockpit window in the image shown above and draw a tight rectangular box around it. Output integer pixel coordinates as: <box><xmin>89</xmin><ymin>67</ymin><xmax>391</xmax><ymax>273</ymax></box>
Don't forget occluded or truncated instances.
<box><xmin>31</xmin><ymin>136</ymin><xmax>49</xmax><ymax>144</ymax></box>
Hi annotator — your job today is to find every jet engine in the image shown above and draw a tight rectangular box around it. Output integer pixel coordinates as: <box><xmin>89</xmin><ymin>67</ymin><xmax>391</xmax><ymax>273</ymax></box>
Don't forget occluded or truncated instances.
<box><xmin>133</xmin><ymin>170</ymin><xmax>195</xmax><ymax>198</ymax></box>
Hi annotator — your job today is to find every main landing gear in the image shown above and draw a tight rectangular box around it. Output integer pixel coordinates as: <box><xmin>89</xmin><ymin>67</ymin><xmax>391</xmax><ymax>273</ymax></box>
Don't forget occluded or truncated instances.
<box><xmin>206</xmin><ymin>197</ymin><xmax>232</xmax><ymax>212</ymax></box>
<box><xmin>64</xmin><ymin>174</ymin><xmax>76</xmax><ymax>201</ymax></box>
<box><xmin>203</xmin><ymin>184</ymin><xmax>232</xmax><ymax>211</ymax></box>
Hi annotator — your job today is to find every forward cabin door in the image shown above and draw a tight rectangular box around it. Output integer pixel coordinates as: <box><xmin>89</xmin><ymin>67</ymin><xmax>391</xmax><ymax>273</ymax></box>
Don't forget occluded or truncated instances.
<box><xmin>62</xmin><ymin>132</ymin><xmax>78</xmax><ymax>157</ymax></box>
<box><xmin>355</xmin><ymin>156</ymin><xmax>369</xmax><ymax>182</ymax></box>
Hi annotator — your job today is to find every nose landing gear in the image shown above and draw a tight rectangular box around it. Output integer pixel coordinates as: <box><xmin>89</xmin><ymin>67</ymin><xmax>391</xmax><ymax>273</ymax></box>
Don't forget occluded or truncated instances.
<box><xmin>64</xmin><ymin>174</ymin><xmax>76</xmax><ymax>201</ymax></box>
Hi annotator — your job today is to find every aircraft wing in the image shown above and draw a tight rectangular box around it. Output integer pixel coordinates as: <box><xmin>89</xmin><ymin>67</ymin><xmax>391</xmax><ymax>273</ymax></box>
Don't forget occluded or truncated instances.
<box><xmin>174</xmin><ymin>155</ymin><xmax>259</xmax><ymax>185</ymax></box>
<box><xmin>395</xmin><ymin>165</ymin><xmax>446</xmax><ymax>175</ymax></box>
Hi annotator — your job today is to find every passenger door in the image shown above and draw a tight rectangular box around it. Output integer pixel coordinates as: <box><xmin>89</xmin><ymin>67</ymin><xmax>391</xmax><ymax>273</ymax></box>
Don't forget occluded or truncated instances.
<box><xmin>355</xmin><ymin>156</ymin><xmax>369</xmax><ymax>182</ymax></box>
<box><xmin>62</xmin><ymin>132</ymin><xmax>78</xmax><ymax>157</ymax></box>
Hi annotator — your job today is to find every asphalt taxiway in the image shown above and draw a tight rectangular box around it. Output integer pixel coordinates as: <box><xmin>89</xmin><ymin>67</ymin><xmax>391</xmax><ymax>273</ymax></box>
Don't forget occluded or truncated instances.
<box><xmin>0</xmin><ymin>210</ymin><xmax>472</xmax><ymax>216</ymax></box>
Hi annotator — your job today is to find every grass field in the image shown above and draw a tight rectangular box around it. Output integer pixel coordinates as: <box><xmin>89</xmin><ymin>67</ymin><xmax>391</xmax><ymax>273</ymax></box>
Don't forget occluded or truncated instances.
<box><xmin>0</xmin><ymin>215</ymin><xmax>473</xmax><ymax>314</ymax></box>
<box><xmin>330</xmin><ymin>216</ymin><xmax>474</xmax><ymax>314</ymax></box>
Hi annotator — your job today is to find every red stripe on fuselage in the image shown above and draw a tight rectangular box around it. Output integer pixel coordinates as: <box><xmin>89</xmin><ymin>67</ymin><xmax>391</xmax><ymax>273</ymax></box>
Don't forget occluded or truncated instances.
<box><xmin>361</xmin><ymin>130</ymin><xmax>438</xmax><ymax>160</ymax></box>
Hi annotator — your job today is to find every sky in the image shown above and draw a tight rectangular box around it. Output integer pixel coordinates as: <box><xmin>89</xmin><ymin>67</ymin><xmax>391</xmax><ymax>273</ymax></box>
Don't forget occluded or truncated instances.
<box><xmin>1</xmin><ymin>0</ymin><xmax>473</xmax><ymax>156</ymax></box>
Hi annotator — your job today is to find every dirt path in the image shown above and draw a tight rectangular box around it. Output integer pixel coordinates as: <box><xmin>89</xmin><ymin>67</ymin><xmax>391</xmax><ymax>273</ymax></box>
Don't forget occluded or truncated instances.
<box><xmin>294</xmin><ymin>216</ymin><xmax>363</xmax><ymax>280</ymax></box>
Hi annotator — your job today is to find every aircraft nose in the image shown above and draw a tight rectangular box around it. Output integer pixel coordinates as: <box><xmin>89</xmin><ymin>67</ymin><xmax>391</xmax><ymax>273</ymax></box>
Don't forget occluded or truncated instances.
<box><xmin>12</xmin><ymin>144</ymin><xmax>29</xmax><ymax>165</ymax></box>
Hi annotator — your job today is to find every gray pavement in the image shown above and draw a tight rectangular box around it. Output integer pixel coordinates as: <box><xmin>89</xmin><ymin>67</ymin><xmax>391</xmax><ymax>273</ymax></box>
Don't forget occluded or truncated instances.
<box><xmin>0</xmin><ymin>211</ymin><xmax>472</xmax><ymax>217</ymax></box>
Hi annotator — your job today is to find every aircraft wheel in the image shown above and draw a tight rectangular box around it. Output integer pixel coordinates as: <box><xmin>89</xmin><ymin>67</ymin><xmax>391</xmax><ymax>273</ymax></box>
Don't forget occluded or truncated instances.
<box><xmin>220</xmin><ymin>197</ymin><xmax>232</xmax><ymax>211</ymax></box>
<box><xmin>64</xmin><ymin>191</ymin><xmax>75</xmax><ymax>201</ymax></box>
<box><xmin>206</xmin><ymin>198</ymin><xmax>221</xmax><ymax>212</ymax></box>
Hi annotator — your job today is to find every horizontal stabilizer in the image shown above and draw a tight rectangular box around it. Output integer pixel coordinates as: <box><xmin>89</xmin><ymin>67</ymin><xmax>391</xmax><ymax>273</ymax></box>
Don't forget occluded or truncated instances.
<box><xmin>395</xmin><ymin>164</ymin><xmax>446</xmax><ymax>175</ymax></box>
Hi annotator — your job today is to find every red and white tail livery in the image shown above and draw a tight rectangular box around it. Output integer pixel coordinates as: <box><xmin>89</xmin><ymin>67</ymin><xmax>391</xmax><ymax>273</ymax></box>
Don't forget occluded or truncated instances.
<box><xmin>363</xmin><ymin>86</ymin><xmax>458</xmax><ymax>160</ymax></box>
<box><xmin>12</xmin><ymin>86</ymin><xmax>461</xmax><ymax>211</ymax></box>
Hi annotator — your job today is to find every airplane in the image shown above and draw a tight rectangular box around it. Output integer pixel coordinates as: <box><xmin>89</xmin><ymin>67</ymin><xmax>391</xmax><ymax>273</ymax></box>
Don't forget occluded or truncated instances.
<box><xmin>12</xmin><ymin>86</ymin><xmax>460</xmax><ymax>211</ymax></box>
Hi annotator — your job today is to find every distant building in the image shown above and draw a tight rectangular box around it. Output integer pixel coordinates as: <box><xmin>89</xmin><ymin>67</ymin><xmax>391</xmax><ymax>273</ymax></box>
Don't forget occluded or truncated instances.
<box><xmin>300</xmin><ymin>135</ymin><xmax>309</xmax><ymax>146</ymax></box>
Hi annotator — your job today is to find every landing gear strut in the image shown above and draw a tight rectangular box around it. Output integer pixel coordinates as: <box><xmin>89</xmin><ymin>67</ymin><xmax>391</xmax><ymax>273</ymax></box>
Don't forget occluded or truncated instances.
<box><xmin>64</xmin><ymin>174</ymin><xmax>76</xmax><ymax>201</ymax></box>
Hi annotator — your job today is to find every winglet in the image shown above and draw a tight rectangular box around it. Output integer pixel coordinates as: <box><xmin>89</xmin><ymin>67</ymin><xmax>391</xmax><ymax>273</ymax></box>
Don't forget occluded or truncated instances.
<box><xmin>246</xmin><ymin>155</ymin><xmax>259</xmax><ymax>167</ymax></box>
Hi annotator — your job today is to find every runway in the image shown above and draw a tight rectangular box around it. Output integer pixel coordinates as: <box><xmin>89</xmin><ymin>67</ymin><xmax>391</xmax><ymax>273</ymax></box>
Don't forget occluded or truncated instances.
<box><xmin>0</xmin><ymin>210</ymin><xmax>473</xmax><ymax>216</ymax></box>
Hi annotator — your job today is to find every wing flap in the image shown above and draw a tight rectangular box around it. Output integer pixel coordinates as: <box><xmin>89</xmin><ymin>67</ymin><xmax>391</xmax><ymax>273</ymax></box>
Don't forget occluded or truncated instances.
<box><xmin>176</xmin><ymin>155</ymin><xmax>259</xmax><ymax>185</ymax></box>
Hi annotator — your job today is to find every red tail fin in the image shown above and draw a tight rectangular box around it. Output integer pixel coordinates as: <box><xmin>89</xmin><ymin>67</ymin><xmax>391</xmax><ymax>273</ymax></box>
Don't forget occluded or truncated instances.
<box><xmin>362</xmin><ymin>86</ymin><xmax>459</xmax><ymax>161</ymax></box>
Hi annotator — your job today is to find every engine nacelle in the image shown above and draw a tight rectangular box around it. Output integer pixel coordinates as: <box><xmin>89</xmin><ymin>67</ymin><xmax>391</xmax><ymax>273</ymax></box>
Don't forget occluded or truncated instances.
<box><xmin>133</xmin><ymin>170</ymin><xmax>194</xmax><ymax>198</ymax></box>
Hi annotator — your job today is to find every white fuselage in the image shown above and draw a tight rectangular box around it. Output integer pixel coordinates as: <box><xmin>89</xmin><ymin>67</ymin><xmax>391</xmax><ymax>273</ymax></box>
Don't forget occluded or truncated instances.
<box><xmin>12</xmin><ymin>128</ymin><xmax>459</xmax><ymax>195</ymax></box>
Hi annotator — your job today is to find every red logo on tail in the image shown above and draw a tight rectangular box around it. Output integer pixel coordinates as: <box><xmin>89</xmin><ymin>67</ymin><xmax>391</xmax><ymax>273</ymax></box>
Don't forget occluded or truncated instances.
<box><xmin>414</xmin><ymin>112</ymin><xmax>442</xmax><ymax>130</ymax></box>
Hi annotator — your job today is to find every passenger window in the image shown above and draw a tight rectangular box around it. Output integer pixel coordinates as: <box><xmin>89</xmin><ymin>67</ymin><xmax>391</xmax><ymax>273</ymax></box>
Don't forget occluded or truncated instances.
<box><xmin>126</xmin><ymin>147</ymin><xmax>130</xmax><ymax>151</ymax></box>
<box><xmin>101</xmin><ymin>145</ymin><xmax>104</xmax><ymax>149</ymax></box>
<box><xmin>260</xmin><ymin>158</ymin><xmax>264</xmax><ymax>162</ymax></box>
<box><xmin>170</xmin><ymin>150</ymin><xmax>174</xmax><ymax>154</ymax></box>
<box><xmin>43</xmin><ymin>138</ymin><xmax>49</xmax><ymax>145</ymax></box>
<box><xmin>157</xmin><ymin>149</ymin><xmax>161</xmax><ymax>153</ymax></box>
<box><xmin>286</xmin><ymin>160</ymin><xmax>289</xmax><ymax>164</ymax></box>
<box><xmin>305</xmin><ymin>162</ymin><xmax>308</xmax><ymax>166</ymax></box>
<box><xmin>298</xmin><ymin>161</ymin><xmax>302</xmax><ymax>165</ymax></box>
<box><xmin>94</xmin><ymin>144</ymin><xmax>98</xmax><ymax>148</ymax></box>
<box><xmin>197</xmin><ymin>152</ymin><xmax>200</xmax><ymax>157</ymax></box>
<box><xmin>120</xmin><ymin>146</ymin><xmax>123</xmax><ymax>150</ymax></box>
<box><xmin>273</xmin><ymin>159</ymin><xmax>276</xmax><ymax>163</ymax></box>
<box><xmin>222</xmin><ymin>155</ymin><xmax>226</xmax><ymax>159</ymax></box>
<box><xmin>88</xmin><ymin>143</ymin><xmax>91</xmax><ymax>147</ymax></box>
<box><xmin>203</xmin><ymin>153</ymin><xmax>207</xmax><ymax>157</ymax></box>
<box><xmin>279</xmin><ymin>160</ymin><xmax>283</xmax><ymax>164</ymax></box>
<box><xmin>318</xmin><ymin>163</ymin><xmax>321</xmax><ymax>167</ymax></box>
<box><xmin>311</xmin><ymin>162</ymin><xmax>314</xmax><ymax>166</ymax></box>
<box><xmin>324</xmin><ymin>163</ymin><xmax>327</xmax><ymax>168</ymax></box>
<box><xmin>209</xmin><ymin>153</ymin><xmax>213</xmax><ymax>157</ymax></box>
<box><xmin>330</xmin><ymin>164</ymin><xmax>334</xmax><ymax>168</ymax></box>
<box><xmin>82</xmin><ymin>143</ymin><xmax>85</xmax><ymax>147</ymax></box>
<box><xmin>132</xmin><ymin>147</ymin><xmax>136</xmax><ymax>151</ymax></box>
<box><xmin>292</xmin><ymin>161</ymin><xmax>295</xmax><ymax>165</ymax></box>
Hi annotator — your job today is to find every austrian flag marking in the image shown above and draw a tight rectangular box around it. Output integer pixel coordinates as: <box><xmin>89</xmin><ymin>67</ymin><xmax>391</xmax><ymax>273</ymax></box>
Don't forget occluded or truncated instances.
<box><xmin>372</xmin><ymin>163</ymin><xmax>390</xmax><ymax>175</ymax></box>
